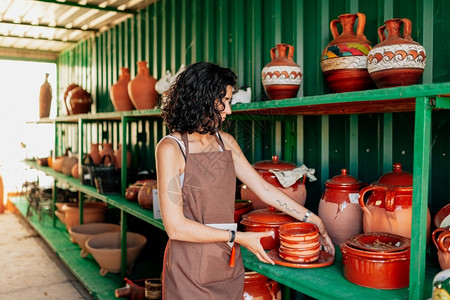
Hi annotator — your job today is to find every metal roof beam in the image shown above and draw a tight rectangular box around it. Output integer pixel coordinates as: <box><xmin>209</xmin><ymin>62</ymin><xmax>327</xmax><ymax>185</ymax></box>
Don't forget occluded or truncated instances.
<box><xmin>0</xmin><ymin>33</ymin><xmax>78</xmax><ymax>43</ymax></box>
<box><xmin>0</xmin><ymin>19</ymin><xmax>98</xmax><ymax>32</ymax></box>
<box><xmin>32</xmin><ymin>0</ymin><xmax>138</xmax><ymax>15</ymax></box>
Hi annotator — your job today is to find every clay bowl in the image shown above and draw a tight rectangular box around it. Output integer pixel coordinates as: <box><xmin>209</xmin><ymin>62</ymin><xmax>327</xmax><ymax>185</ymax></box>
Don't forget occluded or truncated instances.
<box><xmin>278</xmin><ymin>249</ymin><xmax>320</xmax><ymax>263</ymax></box>
<box><xmin>280</xmin><ymin>236</ymin><xmax>320</xmax><ymax>249</ymax></box>
<box><xmin>279</xmin><ymin>244</ymin><xmax>321</xmax><ymax>256</ymax></box>
<box><xmin>54</xmin><ymin>209</ymin><xmax>66</xmax><ymax>225</ymax></box>
<box><xmin>346</xmin><ymin>232</ymin><xmax>411</xmax><ymax>253</ymax></box>
<box><xmin>434</xmin><ymin>203</ymin><xmax>450</xmax><ymax>228</ymax></box>
<box><xmin>61</xmin><ymin>202</ymin><xmax>108</xmax><ymax>231</ymax></box>
<box><xmin>279</xmin><ymin>222</ymin><xmax>319</xmax><ymax>242</ymax></box>
<box><xmin>68</xmin><ymin>223</ymin><xmax>121</xmax><ymax>257</ymax></box>
<box><xmin>85</xmin><ymin>231</ymin><xmax>147</xmax><ymax>276</ymax></box>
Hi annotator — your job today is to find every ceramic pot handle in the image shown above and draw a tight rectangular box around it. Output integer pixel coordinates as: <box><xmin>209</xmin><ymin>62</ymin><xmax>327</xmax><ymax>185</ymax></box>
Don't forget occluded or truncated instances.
<box><xmin>286</xmin><ymin>44</ymin><xmax>295</xmax><ymax>60</ymax></box>
<box><xmin>358</xmin><ymin>186</ymin><xmax>379</xmax><ymax>216</ymax></box>
<box><xmin>330</xmin><ymin>19</ymin><xmax>340</xmax><ymax>40</ymax></box>
<box><xmin>355</xmin><ymin>12</ymin><xmax>367</xmax><ymax>38</ymax></box>
<box><xmin>437</xmin><ymin>229</ymin><xmax>450</xmax><ymax>252</ymax></box>
<box><xmin>401</xmin><ymin>18</ymin><xmax>413</xmax><ymax>41</ymax></box>
<box><xmin>270</xmin><ymin>47</ymin><xmax>277</xmax><ymax>61</ymax></box>
<box><xmin>378</xmin><ymin>25</ymin><xmax>387</xmax><ymax>42</ymax></box>
<box><xmin>432</xmin><ymin>228</ymin><xmax>447</xmax><ymax>250</ymax></box>
<box><xmin>267</xmin><ymin>279</ymin><xmax>278</xmax><ymax>298</ymax></box>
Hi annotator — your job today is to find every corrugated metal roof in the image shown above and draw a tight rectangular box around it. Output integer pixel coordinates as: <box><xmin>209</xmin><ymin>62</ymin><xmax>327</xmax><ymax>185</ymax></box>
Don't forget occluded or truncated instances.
<box><xmin>0</xmin><ymin>0</ymin><xmax>155</xmax><ymax>60</ymax></box>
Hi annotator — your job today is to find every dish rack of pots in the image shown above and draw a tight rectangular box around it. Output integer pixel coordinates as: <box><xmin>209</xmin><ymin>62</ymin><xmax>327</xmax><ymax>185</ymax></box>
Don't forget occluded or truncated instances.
<box><xmin>25</xmin><ymin>82</ymin><xmax>450</xmax><ymax>300</ymax></box>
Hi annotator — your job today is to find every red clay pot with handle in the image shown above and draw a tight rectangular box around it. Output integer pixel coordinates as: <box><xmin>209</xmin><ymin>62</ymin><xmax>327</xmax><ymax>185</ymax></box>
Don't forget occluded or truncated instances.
<box><xmin>243</xmin><ymin>271</ymin><xmax>281</xmax><ymax>300</ymax></box>
<box><xmin>432</xmin><ymin>227</ymin><xmax>450</xmax><ymax>270</ymax></box>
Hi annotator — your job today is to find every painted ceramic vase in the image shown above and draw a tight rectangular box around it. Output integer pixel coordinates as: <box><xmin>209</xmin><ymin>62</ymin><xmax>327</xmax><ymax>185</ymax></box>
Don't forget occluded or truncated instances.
<box><xmin>39</xmin><ymin>73</ymin><xmax>52</xmax><ymax>118</ymax></box>
<box><xmin>110</xmin><ymin>67</ymin><xmax>135</xmax><ymax>111</ymax></box>
<box><xmin>367</xmin><ymin>18</ymin><xmax>426</xmax><ymax>88</ymax></box>
<box><xmin>321</xmin><ymin>12</ymin><xmax>374</xmax><ymax>93</ymax></box>
<box><xmin>128</xmin><ymin>61</ymin><xmax>158</xmax><ymax>110</ymax></box>
<box><xmin>318</xmin><ymin>169</ymin><xmax>364</xmax><ymax>246</ymax></box>
<box><xmin>261</xmin><ymin>44</ymin><xmax>302</xmax><ymax>100</ymax></box>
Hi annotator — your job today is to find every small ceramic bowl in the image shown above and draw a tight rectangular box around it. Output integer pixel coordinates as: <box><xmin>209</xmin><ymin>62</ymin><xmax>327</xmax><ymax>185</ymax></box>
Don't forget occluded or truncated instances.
<box><xmin>279</xmin><ymin>244</ymin><xmax>321</xmax><ymax>256</ymax></box>
<box><xmin>278</xmin><ymin>222</ymin><xmax>319</xmax><ymax>242</ymax></box>
<box><xmin>280</xmin><ymin>236</ymin><xmax>320</xmax><ymax>249</ymax></box>
<box><xmin>279</xmin><ymin>250</ymin><xmax>320</xmax><ymax>263</ymax></box>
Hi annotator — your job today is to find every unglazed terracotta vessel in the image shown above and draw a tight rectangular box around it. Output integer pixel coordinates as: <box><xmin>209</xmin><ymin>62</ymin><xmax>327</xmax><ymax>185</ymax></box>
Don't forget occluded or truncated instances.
<box><xmin>432</xmin><ymin>227</ymin><xmax>450</xmax><ymax>270</ymax></box>
<box><xmin>61</xmin><ymin>202</ymin><xmax>108</xmax><ymax>231</ymax></box>
<box><xmin>89</xmin><ymin>143</ymin><xmax>102</xmax><ymax>165</ymax></box>
<box><xmin>261</xmin><ymin>44</ymin><xmax>302</xmax><ymax>100</ymax></box>
<box><xmin>358</xmin><ymin>163</ymin><xmax>431</xmax><ymax>240</ymax></box>
<box><xmin>114</xmin><ymin>144</ymin><xmax>132</xmax><ymax>169</ymax></box>
<box><xmin>110</xmin><ymin>67</ymin><xmax>135</xmax><ymax>111</ymax></box>
<box><xmin>318</xmin><ymin>169</ymin><xmax>364</xmax><ymax>246</ymax></box>
<box><xmin>39</xmin><ymin>73</ymin><xmax>52</xmax><ymax>118</ymax></box>
<box><xmin>69</xmin><ymin>223</ymin><xmax>120</xmax><ymax>257</ymax></box>
<box><xmin>367</xmin><ymin>18</ymin><xmax>426</xmax><ymax>88</ymax></box>
<box><xmin>243</xmin><ymin>271</ymin><xmax>281</xmax><ymax>300</ymax></box>
<box><xmin>128</xmin><ymin>61</ymin><xmax>158</xmax><ymax>110</ymax></box>
<box><xmin>321</xmin><ymin>13</ymin><xmax>374</xmax><ymax>93</ymax></box>
<box><xmin>100</xmin><ymin>143</ymin><xmax>115</xmax><ymax>166</ymax></box>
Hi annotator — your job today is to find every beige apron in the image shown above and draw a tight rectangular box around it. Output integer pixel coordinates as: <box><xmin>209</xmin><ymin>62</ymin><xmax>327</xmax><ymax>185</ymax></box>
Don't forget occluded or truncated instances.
<box><xmin>162</xmin><ymin>132</ymin><xmax>245</xmax><ymax>299</ymax></box>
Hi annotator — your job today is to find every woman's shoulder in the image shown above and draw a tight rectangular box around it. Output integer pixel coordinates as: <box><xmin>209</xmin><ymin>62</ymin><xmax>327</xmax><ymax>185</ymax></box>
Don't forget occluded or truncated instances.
<box><xmin>156</xmin><ymin>133</ymin><xmax>183</xmax><ymax>155</ymax></box>
<box><xmin>217</xmin><ymin>130</ymin><xmax>239</xmax><ymax>149</ymax></box>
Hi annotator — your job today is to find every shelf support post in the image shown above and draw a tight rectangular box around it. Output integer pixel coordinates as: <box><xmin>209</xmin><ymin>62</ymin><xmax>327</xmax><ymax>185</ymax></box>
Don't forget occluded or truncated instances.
<box><xmin>410</xmin><ymin>96</ymin><xmax>432</xmax><ymax>299</ymax></box>
<box><xmin>120</xmin><ymin>209</ymin><xmax>128</xmax><ymax>280</ymax></box>
<box><xmin>121</xmin><ymin>117</ymin><xmax>128</xmax><ymax>197</ymax></box>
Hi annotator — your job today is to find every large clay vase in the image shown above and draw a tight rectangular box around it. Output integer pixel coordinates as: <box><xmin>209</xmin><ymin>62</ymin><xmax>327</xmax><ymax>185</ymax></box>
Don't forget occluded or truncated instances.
<box><xmin>110</xmin><ymin>67</ymin><xmax>135</xmax><ymax>112</ymax></box>
<box><xmin>89</xmin><ymin>143</ymin><xmax>102</xmax><ymax>165</ymax></box>
<box><xmin>128</xmin><ymin>61</ymin><xmax>158</xmax><ymax>110</ymax></box>
<box><xmin>367</xmin><ymin>18</ymin><xmax>426</xmax><ymax>88</ymax></box>
<box><xmin>261</xmin><ymin>44</ymin><xmax>302</xmax><ymax>100</ymax></box>
<box><xmin>39</xmin><ymin>73</ymin><xmax>52</xmax><ymax>118</ymax></box>
<box><xmin>321</xmin><ymin>12</ymin><xmax>374</xmax><ymax>93</ymax></box>
<box><xmin>242</xmin><ymin>271</ymin><xmax>281</xmax><ymax>300</ymax></box>
<box><xmin>114</xmin><ymin>144</ymin><xmax>132</xmax><ymax>169</ymax></box>
<box><xmin>67</xmin><ymin>87</ymin><xmax>92</xmax><ymax>114</ymax></box>
<box><xmin>318</xmin><ymin>169</ymin><xmax>364</xmax><ymax>246</ymax></box>
<box><xmin>100</xmin><ymin>143</ymin><xmax>115</xmax><ymax>166</ymax></box>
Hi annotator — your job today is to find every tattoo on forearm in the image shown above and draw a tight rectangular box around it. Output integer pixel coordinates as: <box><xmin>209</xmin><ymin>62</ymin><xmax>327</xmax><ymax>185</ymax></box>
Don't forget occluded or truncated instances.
<box><xmin>276</xmin><ymin>199</ymin><xmax>301</xmax><ymax>215</ymax></box>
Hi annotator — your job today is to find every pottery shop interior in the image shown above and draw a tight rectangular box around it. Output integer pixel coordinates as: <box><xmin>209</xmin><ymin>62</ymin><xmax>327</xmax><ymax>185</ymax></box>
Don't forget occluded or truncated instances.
<box><xmin>0</xmin><ymin>0</ymin><xmax>450</xmax><ymax>299</ymax></box>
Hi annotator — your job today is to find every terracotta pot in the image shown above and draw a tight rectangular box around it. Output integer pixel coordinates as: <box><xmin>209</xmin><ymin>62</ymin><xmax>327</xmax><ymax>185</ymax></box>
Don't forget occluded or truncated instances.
<box><xmin>321</xmin><ymin>13</ymin><xmax>374</xmax><ymax>93</ymax></box>
<box><xmin>318</xmin><ymin>169</ymin><xmax>364</xmax><ymax>246</ymax></box>
<box><xmin>68</xmin><ymin>223</ymin><xmax>120</xmax><ymax>257</ymax></box>
<box><xmin>61</xmin><ymin>202</ymin><xmax>108</xmax><ymax>231</ymax></box>
<box><xmin>434</xmin><ymin>203</ymin><xmax>450</xmax><ymax>228</ymax></box>
<box><xmin>85</xmin><ymin>231</ymin><xmax>147</xmax><ymax>276</ymax></box>
<box><xmin>67</xmin><ymin>87</ymin><xmax>92</xmax><ymax>114</ymax></box>
<box><xmin>100</xmin><ymin>143</ymin><xmax>115</xmax><ymax>166</ymax></box>
<box><xmin>432</xmin><ymin>227</ymin><xmax>450</xmax><ymax>270</ymax></box>
<box><xmin>52</xmin><ymin>156</ymin><xmax>65</xmax><ymax>173</ymax></box>
<box><xmin>240</xmin><ymin>207</ymin><xmax>296</xmax><ymax>250</ymax></box>
<box><xmin>278</xmin><ymin>222</ymin><xmax>320</xmax><ymax>263</ymax></box>
<box><xmin>261</xmin><ymin>44</ymin><xmax>302</xmax><ymax>100</ymax></box>
<box><xmin>63</xmin><ymin>84</ymin><xmax>79</xmax><ymax>115</ymax></box>
<box><xmin>89</xmin><ymin>143</ymin><xmax>102</xmax><ymax>165</ymax></box>
<box><xmin>110</xmin><ymin>67</ymin><xmax>135</xmax><ymax>112</ymax></box>
<box><xmin>243</xmin><ymin>271</ymin><xmax>281</xmax><ymax>300</ymax></box>
<box><xmin>128</xmin><ymin>61</ymin><xmax>158</xmax><ymax>110</ymax></box>
<box><xmin>125</xmin><ymin>179</ymin><xmax>155</xmax><ymax>202</ymax></box>
<box><xmin>39</xmin><ymin>73</ymin><xmax>52</xmax><ymax>118</ymax></box>
<box><xmin>61</xmin><ymin>156</ymin><xmax>78</xmax><ymax>176</ymax></box>
<box><xmin>240</xmin><ymin>155</ymin><xmax>306</xmax><ymax>210</ymax></box>
<box><xmin>234</xmin><ymin>199</ymin><xmax>253</xmax><ymax>224</ymax></box>
<box><xmin>115</xmin><ymin>144</ymin><xmax>132</xmax><ymax>169</ymax></box>
<box><xmin>71</xmin><ymin>163</ymin><xmax>79</xmax><ymax>178</ymax></box>
<box><xmin>137</xmin><ymin>180</ymin><xmax>158</xmax><ymax>209</ymax></box>
<box><xmin>367</xmin><ymin>18</ymin><xmax>426</xmax><ymax>88</ymax></box>
<box><xmin>359</xmin><ymin>163</ymin><xmax>431</xmax><ymax>240</ymax></box>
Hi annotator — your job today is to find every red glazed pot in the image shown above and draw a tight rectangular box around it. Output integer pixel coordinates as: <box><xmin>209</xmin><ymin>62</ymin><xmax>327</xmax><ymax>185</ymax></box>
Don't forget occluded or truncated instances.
<box><xmin>359</xmin><ymin>163</ymin><xmax>431</xmax><ymax>240</ymax></box>
<box><xmin>318</xmin><ymin>168</ymin><xmax>364</xmax><ymax>246</ymax></box>
<box><xmin>434</xmin><ymin>203</ymin><xmax>450</xmax><ymax>228</ymax></box>
<box><xmin>243</xmin><ymin>271</ymin><xmax>281</xmax><ymax>300</ymax></box>
<box><xmin>63</xmin><ymin>84</ymin><xmax>80</xmax><ymax>115</ymax></box>
<box><xmin>137</xmin><ymin>180</ymin><xmax>158</xmax><ymax>209</ymax></box>
<box><xmin>110</xmin><ymin>67</ymin><xmax>135</xmax><ymax>112</ymax></box>
<box><xmin>432</xmin><ymin>227</ymin><xmax>450</xmax><ymax>270</ymax></box>
<box><xmin>234</xmin><ymin>199</ymin><xmax>253</xmax><ymax>223</ymax></box>
<box><xmin>240</xmin><ymin>155</ymin><xmax>306</xmax><ymax>210</ymax></box>
<box><xmin>128</xmin><ymin>61</ymin><xmax>158</xmax><ymax>110</ymax></box>
<box><xmin>67</xmin><ymin>87</ymin><xmax>92</xmax><ymax>115</ymax></box>
<box><xmin>240</xmin><ymin>207</ymin><xmax>296</xmax><ymax>250</ymax></box>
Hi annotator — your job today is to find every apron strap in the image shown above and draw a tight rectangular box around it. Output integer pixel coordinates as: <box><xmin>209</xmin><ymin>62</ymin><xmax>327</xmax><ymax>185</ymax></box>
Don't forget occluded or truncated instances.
<box><xmin>214</xmin><ymin>131</ymin><xmax>226</xmax><ymax>150</ymax></box>
<box><xmin>181</xmin><ymin>132</ymin><xmax>190</xmax><ymax>154</ymax></box>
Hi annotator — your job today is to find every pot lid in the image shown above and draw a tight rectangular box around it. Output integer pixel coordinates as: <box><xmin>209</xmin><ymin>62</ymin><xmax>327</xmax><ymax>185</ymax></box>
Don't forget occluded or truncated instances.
<box><xmin>325</xmin><ymin>169</ymin><xmax>362</xmax><ymax>187</ymax></box>
<box><xmin>376</xmin><ymin>163</ymin><xmax>412</xmax><ymax>187</ymax></box>
<box><xmin>345</xmin><ymin>232</ymin><xmax>411</xmax><ymax>253</ymax></box>
<box><xmin>252</xmin><ymin>155</ymin><xmax>297</xmax><ymax>171</ymax></box>
<box><xmin>241</xmin><ymin>207</ymin><xmax>296</xmax><ymax>225</ymax></box>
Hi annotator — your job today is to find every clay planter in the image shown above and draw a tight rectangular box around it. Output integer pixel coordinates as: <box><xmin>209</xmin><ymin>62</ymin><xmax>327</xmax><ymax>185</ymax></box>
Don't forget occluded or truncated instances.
<box><xmin>243</xmin><ymin>271</ymin><xmax>282</xmax><ymax>300</ymax></box>
<box><xmin>68</xmin><ymin>223</ymin><xmax>120</xmax><ymax>257</ymax></box>
<box><xmin>128</xmin><ymin>61</ymin><xmax>158</xmax><ymax>110</ymax></box>
<box><xmin>318</xmin><ymin>169</ymin><xmax>364</xmax><ymax>246</ymax></box>
<box><xmin>321</xmin><ymin>12</ymin><xmax>374</xmax><ymax>93</ymax></box>
<box><xmin>432</xmin><ymin>227</ymin><xmax>450</xmax><ymax>270</ymax></box>
<box><xmin>367</xmin><ymin>18</ymin><xmax>426</xmax><ymax>88</ymax></box>
<box><xmin>234</xmin><ymin>199</ymin><xmax>253</xmax><ymax>223</ymax></box>
<box><xmin>240</xmin><ymin>155</ymin><xmax>306</xmax><ymax>210</ymax></box>
<box><xmin>110</xmin><ymin>67</ymin><xmax>135</xmax><ymax>112</ymax></box>
<box><xmin>67</xmin><ymin>87</ymin><xmax>92</xmax><ymax>114</ymax></box>
<box><xmin>39</xmin><ymin>73</ymin><xmax>52</xmax><ymax>118</ymax></box>
<box><xmin>240</xmin><ymin>207</ymin><xmax>296</xmax><ymax>250</ymax></box>
<box><xmin>85</xmin><ymin>231</ymin><xmax>147</xmax><ymax>276</ymax></box>
<box><xmin>61</xmin><ymin>202</ymin><xmax>108</xmax><ymax>231</ymax></box>
<box><xmin>434</xmin><ymin>203</ymin><xmax>450</xmax><ymax>228</ymax></box>
<box><xmin>261</xmin><ymin>44</ymin><xmax>302</xmax><ymax>100</ymax></box>
<box><xmin>137</xmin><ymin>180</ymin><xmax>158</xmax><ymax>209</ymax></box>
<box><xmin>359</xmin><ymin>163</ymin><xmax>431</xmax><ymax>240</ymax></box>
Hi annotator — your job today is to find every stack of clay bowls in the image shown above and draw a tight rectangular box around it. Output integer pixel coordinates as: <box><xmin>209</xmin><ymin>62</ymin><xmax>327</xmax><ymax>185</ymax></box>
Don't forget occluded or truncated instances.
<box><xmin>278</xmin><ymin>222</ymin><xmax>321</xmax><ymax>263</ymax></box>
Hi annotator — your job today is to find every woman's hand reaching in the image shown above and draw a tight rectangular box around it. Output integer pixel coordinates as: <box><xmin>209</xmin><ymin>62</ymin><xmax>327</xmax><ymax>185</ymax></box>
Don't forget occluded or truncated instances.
<box><xmin>314</xmin><ymin>219</ymin><xmax>335</xmax><ymax>256</ymax></box>
<box><xmin>235</xmin><ymin>231</ymin><xmax>275</xmax><ymax>265</ymax></box>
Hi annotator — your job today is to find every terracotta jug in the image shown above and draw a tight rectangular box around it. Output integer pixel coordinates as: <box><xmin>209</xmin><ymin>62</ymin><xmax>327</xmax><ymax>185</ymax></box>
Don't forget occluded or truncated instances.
<box><xmin>261</xmin><ymin>44</ymin><xmax>302</xmax><ymax>100</ymax></box>
<box><xmin>242</xmin><ymin>271</ymin><xmax>281</xmax><ymax>300</ymax></box>
<box><xmin>100</xmin><ymin>143</ymin><xmax>115</xmax><ymax>166</ymax></box>
<box><xmin>39</xmin><ymin>73</ymin><xmax>52</xmax><ymax>118</ymax></box>
<box><xmin>114</xmin><ymin>144</ymin><xmax>132</xmax><ymax>169</ymax></box>
<box><xmin>128</xmin><ymin>61</ymin><xmax>158</xmax><ymax>110</ymax></box>
<box><xmin>66</xmin><ymin>87</ymin><xmax>92</xmax><ymax>114</ymax></box>
<box><xmin>89</xmin><ymin>143</ymin><xmax>101</xmax><ymax>165</ymax></box>
<box><xmin>321</xmin><ymin>12</ymin><xmax>374</xmax><ymax>93</ymax></box>
<box><xmin>318</xmin><ymin>169</ymin><xmax>364</xmax><ymax>246</ymax></box>
<box><xmin>358</xmin><ymin>163</ymin><xmax>431</xmax><ymax>240</ymax></box>
<box><xmin>367</xmin><ymin>18</ymin><xmax>426</xmax><ymax>88</ymax></box>
<box><xmin>432</xmin><ymin>228</ymin><xmax>450</xmax><ymax>270</ymax></box>
<box><xmin>110</xmin><ymin>67</ymin><xmax>135</xmax><ymax>112</ymax></box>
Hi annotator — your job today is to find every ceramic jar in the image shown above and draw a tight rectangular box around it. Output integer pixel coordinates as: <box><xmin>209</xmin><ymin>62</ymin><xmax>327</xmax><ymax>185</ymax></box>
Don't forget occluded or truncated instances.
<box><xmin>125</xmin><ymin>179</ymin><xmax>156</xmax><ymax>202</ymax></box>
<box><xmin>261</xmin><ymin>44</ymin><xmax>302</xmax><ymax>100</ymax></box>
<box><xmin>234</xmin><ymin>199</ymin><xmax>253</xmax><ymax>224</ymax></box>
<box><xmin>89</xmin><ymin>143</ymin><xmax>102</xmax><ymax>165</ymax></box>
<box><xmin>114</xmin><ymin>144</ymin><xmax>132</xmax><ymax>169</ymax></box>
<box><xmin>318</xmin><ymin>169</ymin><xmax>364</xmax><ymax>246</ymax></box>
<box><xmin>137</xmin><ymin>179</ymin><xmax>158</xmax><ymax>209</ymax></box>
<box><xmin>432</xmin><ymin>227</ymin><xmax>450</xmax><ymax>270</ymax></box>
<box><xmin>100</xmin><ymin>143</ymin><xmax>115</xmax><ymax>166</ymax></box>
<box><xmin>321</xmin><ymin>13</ymin><xmax>374</xmax><ymax>93</ymax></box>
<box><xmin>434</xmin><ymin>203</ymin><xmax>450</xmax><ymax>228</ymax></box>
<box><xmin>358</xmin><ymin>163</ymin><xmax>431</xmax><ymax>239</ymax></box>
<box><xmin>240</xmin><ymin>155</ymin><xmax>306</xmax><ymax>210</ymax></box>
<box><xmin>128</xmin><ymin>61</ymin><xmax>158</xmax><ymax>110</ymax></box>
<box><xmin>66</xmin><ymin>87</ymin><xmax>92</xmax><ymax>114</ymax></box>
<box><xmin>243</xmin><ymin>271</ymin><xmax>281</xmax><ymax>300</ymax></box>
<box><xmin>367</xmin><ymin>18</ymin><xmax>426</xmax><ymax>88</ymax></box>
<box><xmin>39</xmin><ymin>73</ymin><xmax>52</xmax><ymax>118</ymax></box>
<box><xmin>110</xmin><ymin>67</ymin><xmax>135</xmax><ymax>112</ymax></box>
<box><xmin>240</xmin><ymin>207</ymin><xmax>296</xmax><ymax>250</ymax></box>
<box><xmin>63</xmin><ymin>84</ymin><xmax>80</xmax><ymax>115</ymax></box>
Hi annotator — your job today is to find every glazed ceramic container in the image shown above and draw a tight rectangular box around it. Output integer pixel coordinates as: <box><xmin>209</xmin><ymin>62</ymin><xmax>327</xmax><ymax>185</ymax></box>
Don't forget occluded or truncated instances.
<box><xmin>318</xmin><ymin>169</ymin><xmax>364</xmax><ymax>246</ymax></box>
<box><xmin>243</xmin><ymin>271</ymin><xmax>281</xmax><ymax>300</ymax></box>
<box><xmin>125</xmin><ymin>179</ymin><xmax>156</xmax><ymax>202</ymax></box>
<box><xmin>66</xmin><ymin>87</ymin><xmax>92</xmax><ymax>114</ymax></box>
<box><xmin>434</xmin><ymin>203</ymin><xmax>450</xmax><ymax>228</ymax></box>
<box><xmin>234</xmin><ymin>199</ymin><xmax>253</xmax><ymax>223</ymax></box>
<box><xmin>137</xmin><ymin>179</ymin><xmax>158</xmax><ymax>209</ymax></box>
<box><xmin>278</xmin><ymin>222</ymin><xmax>320</xmax><ymax>263</ymax></box>
<box><xmin>358</xmin><ymin>163</ymin><xmax>431</xmax><ymax>239</ymax></box>
<box><xmin>432</xmin><ymin>227</ymin><xmax>450</xmax><ymax>270</ymax></box>
<box><xmin>63</xmin><ymin>84</ymin><xmax>79</xmax><ymax>115</ymax></box>
<box><xmin>69</xmin><ymin>223</ymin><xmax>120</xmax><ymax>257</ymax></box>
<box><xmin>240</xmin><ymin>155</ymin><xmax>306</xmax><ymax>209</ymax></box>
<box><xmin>39</xmin><ymin>73</ymin><xmax>52</xmax><ymax>118</ymax></box>
<box><xmin>110</xmin><ymin>67</ymin><xmax>135</xmax><ymax>112</ymax></box>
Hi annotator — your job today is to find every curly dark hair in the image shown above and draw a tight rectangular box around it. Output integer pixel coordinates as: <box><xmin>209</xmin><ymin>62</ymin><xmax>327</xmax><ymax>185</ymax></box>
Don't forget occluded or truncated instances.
<box><xmin>162</xmin><ymin>62</ymin><xmax>237</xmax><ymax>134</ymax></box>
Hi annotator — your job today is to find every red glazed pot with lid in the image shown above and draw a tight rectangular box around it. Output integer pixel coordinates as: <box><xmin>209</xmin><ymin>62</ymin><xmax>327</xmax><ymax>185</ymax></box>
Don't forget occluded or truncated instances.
<box><xmin>240</xmin><ymin>155</ymin><xmax>306</xmax><ymax>209</ymax></box>
<box><xmin>318</xmin><ymin>169</ymin><xmax>364</xmax><ymax>245</ymax></box>
<box><xmin>243</xmin><ymin>271</ymin><xmax>281</xmax><ymax>300</ymax></box>
<box><xmin>358</xmin><ymin>163</ymin><xmax>431</xmax><ymax>239</ymax></box>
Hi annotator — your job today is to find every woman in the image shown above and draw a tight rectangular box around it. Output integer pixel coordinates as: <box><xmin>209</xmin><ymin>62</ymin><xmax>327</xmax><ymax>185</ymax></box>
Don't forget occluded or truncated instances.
<box><xmin>156</xmin><ymin>62</ymin><xmax>335</xmax><ymax>299</ymax></box>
